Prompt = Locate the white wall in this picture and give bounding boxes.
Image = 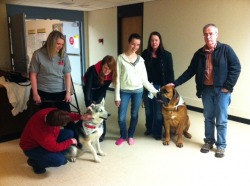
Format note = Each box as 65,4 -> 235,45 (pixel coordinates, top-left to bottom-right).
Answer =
87,0 -> 249,120
87,8 -> 117,66
144,0 -> 249,119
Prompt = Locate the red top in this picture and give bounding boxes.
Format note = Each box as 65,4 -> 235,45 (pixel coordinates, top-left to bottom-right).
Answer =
94,60 -> 112,81
19,108 -> 81,152
82,60 -> 112,84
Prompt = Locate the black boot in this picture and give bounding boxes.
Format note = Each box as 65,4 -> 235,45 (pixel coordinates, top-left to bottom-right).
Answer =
99,121 -> 106,142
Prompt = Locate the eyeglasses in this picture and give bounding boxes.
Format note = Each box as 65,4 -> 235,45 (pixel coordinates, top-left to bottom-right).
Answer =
203,32 -> 217,37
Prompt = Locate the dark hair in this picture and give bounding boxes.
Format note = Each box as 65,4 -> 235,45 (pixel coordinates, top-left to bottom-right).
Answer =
147,31 -> 165,56
99,55 -> 117,86
46,109 -> 72,126
128,33 -> 141,43
42,30 -> 66,60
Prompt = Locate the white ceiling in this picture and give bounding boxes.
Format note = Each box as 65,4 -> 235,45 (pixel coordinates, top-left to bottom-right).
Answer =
5,0 -> 157,11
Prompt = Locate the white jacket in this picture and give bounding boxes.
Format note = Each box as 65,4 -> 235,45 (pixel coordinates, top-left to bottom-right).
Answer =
115,53 -> 158,101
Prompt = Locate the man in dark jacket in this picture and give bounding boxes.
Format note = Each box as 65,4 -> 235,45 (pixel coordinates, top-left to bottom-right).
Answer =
168,24 -> 241,158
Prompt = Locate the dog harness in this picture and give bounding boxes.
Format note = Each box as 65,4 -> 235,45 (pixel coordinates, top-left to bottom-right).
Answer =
174,96 -> 184,109
166,96 -> 185,111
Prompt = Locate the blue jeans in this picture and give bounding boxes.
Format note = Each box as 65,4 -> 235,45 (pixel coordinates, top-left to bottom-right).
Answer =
24,129 -> 74,168
202,87 -> 231,149
143,84 -> 163,138
118,90 -> 143,139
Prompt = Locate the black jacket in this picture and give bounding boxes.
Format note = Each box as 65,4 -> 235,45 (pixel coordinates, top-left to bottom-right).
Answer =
83,65 -> 111,107
141,49 -> 174,86
174,41 -> 241,98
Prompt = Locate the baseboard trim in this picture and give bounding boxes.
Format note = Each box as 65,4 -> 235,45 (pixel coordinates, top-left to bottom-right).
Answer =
187,105 -> 250,124
108,88 -> 250,124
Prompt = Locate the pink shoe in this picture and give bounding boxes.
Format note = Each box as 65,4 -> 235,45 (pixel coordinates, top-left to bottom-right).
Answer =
115,138 -> 125,145
128,138 -> 135,145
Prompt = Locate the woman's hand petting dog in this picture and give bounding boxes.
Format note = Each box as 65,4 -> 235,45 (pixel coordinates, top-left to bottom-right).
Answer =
71,138 -> 78,145
81,114 -> 93,121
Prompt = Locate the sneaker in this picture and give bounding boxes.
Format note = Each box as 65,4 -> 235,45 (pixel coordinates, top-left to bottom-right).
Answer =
153,135 -> 162,140
128,138 -> 135,145
99,135 -> 105,142
154,137 -> 162,140
144,130 -> 152,136
200,143 -> 213,153
215,148 -> 225,158
115,138 -> 126,145
27,159 -> 46,174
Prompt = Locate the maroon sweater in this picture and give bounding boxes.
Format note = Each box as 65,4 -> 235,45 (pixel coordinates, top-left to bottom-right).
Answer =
19,108 -> 81,152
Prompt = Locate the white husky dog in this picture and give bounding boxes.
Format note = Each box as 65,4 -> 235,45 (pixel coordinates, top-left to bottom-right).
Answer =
65,99 -> 110,163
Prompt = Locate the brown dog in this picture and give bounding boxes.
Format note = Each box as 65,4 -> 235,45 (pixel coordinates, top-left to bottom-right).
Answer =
159,85 -> 192,148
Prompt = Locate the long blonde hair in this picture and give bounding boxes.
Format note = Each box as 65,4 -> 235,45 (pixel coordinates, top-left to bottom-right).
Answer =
42,30 -> 66,60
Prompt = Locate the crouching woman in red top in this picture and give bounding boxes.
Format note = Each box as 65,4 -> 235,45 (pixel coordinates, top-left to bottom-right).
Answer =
19,108 -> 92,174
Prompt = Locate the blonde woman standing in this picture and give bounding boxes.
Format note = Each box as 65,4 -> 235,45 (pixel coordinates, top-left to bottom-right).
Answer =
29,30 -> 72,111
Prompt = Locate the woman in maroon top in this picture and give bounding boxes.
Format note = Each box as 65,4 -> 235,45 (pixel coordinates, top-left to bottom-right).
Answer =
20,108 -> 92,174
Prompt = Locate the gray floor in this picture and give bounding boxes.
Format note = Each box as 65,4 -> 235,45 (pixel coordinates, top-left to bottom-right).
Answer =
0,85 -> 250,186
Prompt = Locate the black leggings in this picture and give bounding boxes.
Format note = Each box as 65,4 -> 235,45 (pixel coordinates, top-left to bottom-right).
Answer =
37,90 -> 70,111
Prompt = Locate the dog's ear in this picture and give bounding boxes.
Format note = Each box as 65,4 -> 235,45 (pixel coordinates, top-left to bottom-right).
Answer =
86,108 -> 93,115
100,98 -> 105,106
86,104 -> 94,114
173,88 -> 180,100
90,103 -> 95,109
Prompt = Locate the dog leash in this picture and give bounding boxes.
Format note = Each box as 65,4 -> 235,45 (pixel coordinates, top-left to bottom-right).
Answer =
35,99 -> 80,113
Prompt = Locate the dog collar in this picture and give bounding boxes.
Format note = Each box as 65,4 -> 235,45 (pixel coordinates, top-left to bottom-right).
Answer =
82,121 -> 103,135
84,123 -> 96,129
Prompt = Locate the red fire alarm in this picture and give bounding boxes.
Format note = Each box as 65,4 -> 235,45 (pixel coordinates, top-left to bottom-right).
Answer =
69,37 -> 74,45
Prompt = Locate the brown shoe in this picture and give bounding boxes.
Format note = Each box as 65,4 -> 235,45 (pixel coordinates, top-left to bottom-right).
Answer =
200,143 -> 213,153
215,148 -> 225,158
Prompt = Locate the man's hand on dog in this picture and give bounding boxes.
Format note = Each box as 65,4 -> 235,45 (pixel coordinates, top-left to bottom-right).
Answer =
166,83 -> 175,87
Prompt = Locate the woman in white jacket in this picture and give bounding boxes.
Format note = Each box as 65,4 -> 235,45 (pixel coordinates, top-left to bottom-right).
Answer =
115,33 -> 158,146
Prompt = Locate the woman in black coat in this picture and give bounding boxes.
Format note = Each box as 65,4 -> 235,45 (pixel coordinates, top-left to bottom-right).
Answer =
141,31 -> 175,140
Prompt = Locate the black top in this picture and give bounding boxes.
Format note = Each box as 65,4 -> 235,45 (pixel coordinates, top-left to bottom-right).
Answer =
83,65 -> 112,107
141,49 -> 175,86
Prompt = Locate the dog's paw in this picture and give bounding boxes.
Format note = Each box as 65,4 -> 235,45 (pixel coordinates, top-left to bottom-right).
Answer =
163,140 -> 170,146
176,143 -> 183,148
94,157 -> 101,163
98,152 -> 107,156
183,132 -> 192,139
68,157 -> 77,162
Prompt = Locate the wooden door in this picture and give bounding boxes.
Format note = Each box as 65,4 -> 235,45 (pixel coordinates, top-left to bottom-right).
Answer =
121,16 -> 142,54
